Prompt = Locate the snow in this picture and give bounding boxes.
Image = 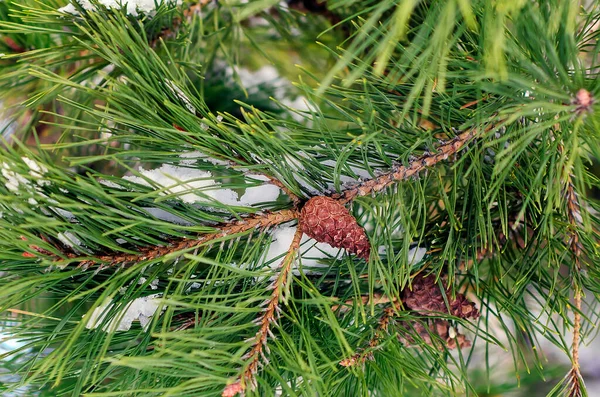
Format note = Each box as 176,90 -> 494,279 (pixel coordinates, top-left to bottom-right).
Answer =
264,226 -> 426,276
1,163 -> 29,193
225,65 -> 314,123
187,282 -> 202,291
123,164 -> 240,205
138,277 -> 159,290
123,156 -> 281,208
407,245 -> 427,264
229,65 -> 284,95
98,179 -> 124,189
1,157 -> 49,195
57,231 -> 82,249
85,294 -> 164,332
265,225 -> 341,271
240,175 -> 281,205
165,80 -> 196,114
142,207 -> 194,225
279,95 -> 315,122
21,157 -> 48,182
59,0 -> 182,16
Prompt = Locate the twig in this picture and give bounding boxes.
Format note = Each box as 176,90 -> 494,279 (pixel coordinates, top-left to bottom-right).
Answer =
565,173 -> 585,397
264,174 -> 301,206
339,304 -> 398,367
76,209 -> 299,269
557,129 -> 587,396
335,127 -> 482,203
222,226 -> 303,397
339,275 -> 480,366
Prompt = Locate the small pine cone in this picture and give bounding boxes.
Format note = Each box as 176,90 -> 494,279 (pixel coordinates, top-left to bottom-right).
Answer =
402,275 -> 479,319
300,196 -> 370,259
398,319 -> 471,350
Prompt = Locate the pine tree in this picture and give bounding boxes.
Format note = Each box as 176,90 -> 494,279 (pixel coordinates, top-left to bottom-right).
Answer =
0,0 -> 599,396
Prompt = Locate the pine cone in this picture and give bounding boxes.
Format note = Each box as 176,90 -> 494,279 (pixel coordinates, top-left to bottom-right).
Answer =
398,319 -> 471,350
300,196 -> 370,259
402,275 -> 479,319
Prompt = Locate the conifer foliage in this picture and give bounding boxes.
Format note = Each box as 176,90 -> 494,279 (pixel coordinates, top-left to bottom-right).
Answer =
0,0 -> 599,396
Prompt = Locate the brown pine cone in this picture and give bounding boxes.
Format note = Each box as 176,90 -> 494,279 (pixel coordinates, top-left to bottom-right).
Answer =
402,275 -> 479,319
300,196 -> 370,259
398,319 -> 471,350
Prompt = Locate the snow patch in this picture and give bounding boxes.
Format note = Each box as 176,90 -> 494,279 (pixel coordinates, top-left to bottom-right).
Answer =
59,0 -> 181,17
85,294 -> 164,332
1,157 -> 49,195
165,80 -> 196,114
407,245 -> 427,264
265,225 -> 341,271
124,156 -> 281,208
57,231 -> 82,249
225,65 -> 314,122
123,164 -> 240,205
240,176 -> 280,205
142,207 -> 194,225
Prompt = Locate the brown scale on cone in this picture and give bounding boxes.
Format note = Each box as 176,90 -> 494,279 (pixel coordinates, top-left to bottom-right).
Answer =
300,196 -> 370,259
402,274 -> 479,319
398,319 -> 472,350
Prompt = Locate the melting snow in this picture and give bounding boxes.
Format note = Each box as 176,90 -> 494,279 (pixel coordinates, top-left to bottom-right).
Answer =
123,164 -> 240,205
265,225 -> 341,271
57,231 -> 82,249
124,158 -> 281,208
59,0 -> 182,16
85,294 -> 164,332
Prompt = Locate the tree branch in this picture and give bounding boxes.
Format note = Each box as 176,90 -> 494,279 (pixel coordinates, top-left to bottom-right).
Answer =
76,209 -> 300,270
565,172 -> 585,397
339,304 -> 398,367
222,226 -> 303,397
334,127 -> 482,203
31,126 -> 483,268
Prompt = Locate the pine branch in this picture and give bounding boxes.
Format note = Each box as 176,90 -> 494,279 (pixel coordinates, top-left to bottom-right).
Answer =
264,174 -> 301,206
2,2 -> 600,395
339,303 -> 398,367
565,170 -> 585,397
334,126 -> 483,203
222,226 -> 303,397
77,209 -> 300,269
558,85 -> 592,396
26,126 -> 484,268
